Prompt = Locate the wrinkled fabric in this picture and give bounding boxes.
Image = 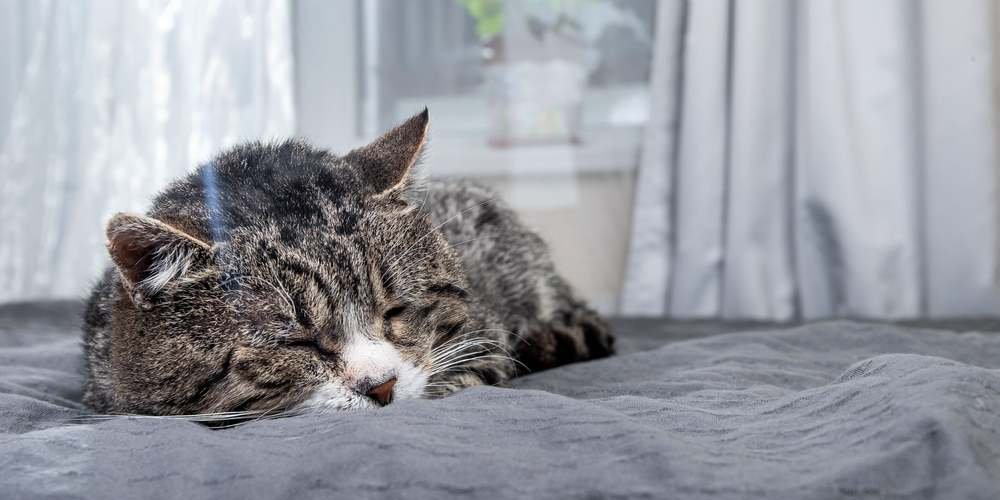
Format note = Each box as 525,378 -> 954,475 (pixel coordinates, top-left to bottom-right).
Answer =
2,302 -> 999,499
622,0 -> 1000,319
0,0 -> 295,302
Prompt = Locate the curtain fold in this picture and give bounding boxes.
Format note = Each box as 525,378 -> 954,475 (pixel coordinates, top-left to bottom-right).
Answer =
0,0 -> 294,303
622,0 -> 999,319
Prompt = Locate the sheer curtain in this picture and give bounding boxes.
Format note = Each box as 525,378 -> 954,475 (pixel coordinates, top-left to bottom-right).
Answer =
622,0 -> 999,319
0,0 -> 294,303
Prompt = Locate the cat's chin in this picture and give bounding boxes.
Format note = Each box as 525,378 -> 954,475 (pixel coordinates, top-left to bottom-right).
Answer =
299,384 -> 382,411
299,365 -> 429,412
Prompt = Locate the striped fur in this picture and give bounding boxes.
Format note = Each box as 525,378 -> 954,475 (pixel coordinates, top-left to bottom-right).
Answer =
82,110 -> 614,416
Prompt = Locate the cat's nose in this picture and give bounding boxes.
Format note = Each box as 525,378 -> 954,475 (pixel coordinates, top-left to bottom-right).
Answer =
365,377 -> 397,406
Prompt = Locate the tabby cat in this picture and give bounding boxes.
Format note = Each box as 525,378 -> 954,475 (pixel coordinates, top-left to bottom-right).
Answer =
82,109 -> 613,416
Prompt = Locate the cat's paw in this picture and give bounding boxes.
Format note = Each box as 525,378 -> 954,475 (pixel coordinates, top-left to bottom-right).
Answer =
515,307 -> 615,373
423,372 -> 485,398
576,308 -> 615,359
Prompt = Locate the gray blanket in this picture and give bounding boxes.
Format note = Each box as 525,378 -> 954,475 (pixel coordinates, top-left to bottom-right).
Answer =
1,302 -> 999,499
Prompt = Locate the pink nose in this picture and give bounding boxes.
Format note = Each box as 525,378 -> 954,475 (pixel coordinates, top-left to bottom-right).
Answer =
366,377 -> 397,406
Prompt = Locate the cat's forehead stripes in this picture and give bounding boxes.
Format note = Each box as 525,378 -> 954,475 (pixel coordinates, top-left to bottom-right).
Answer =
425,283 -> 468,300
236,232 -> 392,333
268,256 -> 335,318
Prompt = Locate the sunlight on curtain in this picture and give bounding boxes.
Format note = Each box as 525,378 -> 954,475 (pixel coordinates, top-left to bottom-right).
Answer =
0,0 -> 294,302
622,0 -> 999,319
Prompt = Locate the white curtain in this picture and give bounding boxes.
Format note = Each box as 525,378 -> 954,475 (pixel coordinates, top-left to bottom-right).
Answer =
0,0 -> 294,303
622,0 -> 999,319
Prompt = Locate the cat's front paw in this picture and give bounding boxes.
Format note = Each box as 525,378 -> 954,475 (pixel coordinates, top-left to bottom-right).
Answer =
423,372 -> 485,398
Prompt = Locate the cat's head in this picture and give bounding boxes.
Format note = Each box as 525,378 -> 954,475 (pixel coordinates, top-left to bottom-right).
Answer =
99,110 -> 469,415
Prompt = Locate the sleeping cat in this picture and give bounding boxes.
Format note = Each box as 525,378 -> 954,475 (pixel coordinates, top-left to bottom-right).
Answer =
82,109 -> 614,416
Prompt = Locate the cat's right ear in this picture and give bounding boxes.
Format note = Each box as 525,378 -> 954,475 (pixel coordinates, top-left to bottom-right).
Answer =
344,108 -> 428,197
105,213 -> 212,306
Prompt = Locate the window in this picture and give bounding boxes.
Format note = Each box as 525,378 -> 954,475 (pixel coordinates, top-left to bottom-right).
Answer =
364,0 -> 654,172
294,0 -> 657,312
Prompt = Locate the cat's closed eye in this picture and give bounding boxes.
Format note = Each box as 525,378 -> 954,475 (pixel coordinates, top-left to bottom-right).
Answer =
281,339 -> 320,351
383,305 -> 408,321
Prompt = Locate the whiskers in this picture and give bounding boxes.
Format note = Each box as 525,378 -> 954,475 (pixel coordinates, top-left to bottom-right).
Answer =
423,328 -> 525,398
69,407 -> 307,429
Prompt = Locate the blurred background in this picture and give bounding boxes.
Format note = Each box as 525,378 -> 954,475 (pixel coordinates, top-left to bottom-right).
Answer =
0,0 -> 997,320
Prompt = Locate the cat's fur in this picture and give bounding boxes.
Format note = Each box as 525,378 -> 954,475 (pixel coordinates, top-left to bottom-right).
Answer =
82,109 -> 613,415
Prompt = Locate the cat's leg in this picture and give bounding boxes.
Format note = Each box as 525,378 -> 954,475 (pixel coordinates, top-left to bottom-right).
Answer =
423,373 -> 484,398
424,357 -> 516,398
425,180 -> 616,376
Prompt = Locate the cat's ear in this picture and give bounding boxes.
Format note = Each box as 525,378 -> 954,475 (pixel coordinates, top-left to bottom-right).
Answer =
105,213 -> 212,304
345,108 -> 428,196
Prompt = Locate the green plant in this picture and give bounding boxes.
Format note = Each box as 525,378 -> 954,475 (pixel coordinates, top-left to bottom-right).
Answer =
455,0 -> 504,41
458,1 -> 596,41
456,1 -> 635,45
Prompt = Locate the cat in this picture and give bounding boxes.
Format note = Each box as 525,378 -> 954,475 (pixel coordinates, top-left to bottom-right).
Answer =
82,109 -> 614,416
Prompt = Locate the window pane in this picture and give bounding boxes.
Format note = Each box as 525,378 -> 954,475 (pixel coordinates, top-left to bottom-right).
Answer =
366,0 -> 656,137
362,0 -> 657,313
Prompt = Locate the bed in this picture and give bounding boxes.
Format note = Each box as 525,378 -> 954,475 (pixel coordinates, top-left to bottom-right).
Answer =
2,300 -> 998,499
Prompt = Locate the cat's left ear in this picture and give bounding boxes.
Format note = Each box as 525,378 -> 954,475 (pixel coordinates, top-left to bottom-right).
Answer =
105,213 -> 213,305
345,108 -> 428,197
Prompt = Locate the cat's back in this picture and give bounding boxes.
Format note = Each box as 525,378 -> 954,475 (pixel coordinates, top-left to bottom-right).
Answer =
423,180 -> 544,257
423,180 -> 556,324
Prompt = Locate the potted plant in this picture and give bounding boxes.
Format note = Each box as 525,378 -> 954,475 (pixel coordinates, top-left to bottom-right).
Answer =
456,0 -> 646,147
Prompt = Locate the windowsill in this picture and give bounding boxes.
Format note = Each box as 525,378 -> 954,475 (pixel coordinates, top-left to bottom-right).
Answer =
394,85 -> 649,178
422,126 -> 642,179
